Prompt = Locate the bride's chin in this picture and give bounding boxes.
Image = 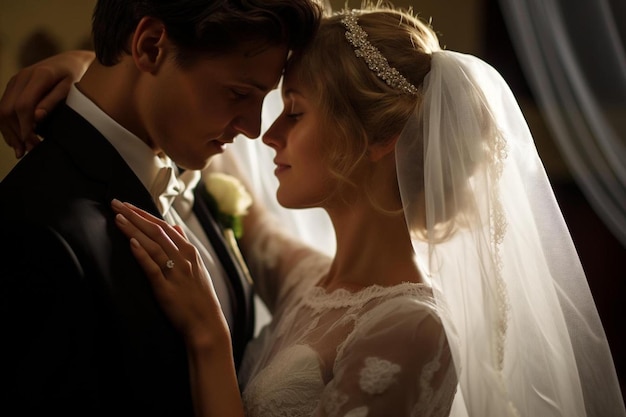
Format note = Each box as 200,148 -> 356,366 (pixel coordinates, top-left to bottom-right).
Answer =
276,194 -> 296,209
276,195 -> 311,210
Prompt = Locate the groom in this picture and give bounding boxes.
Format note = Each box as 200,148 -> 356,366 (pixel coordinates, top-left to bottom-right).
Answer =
0,0 -> 320,416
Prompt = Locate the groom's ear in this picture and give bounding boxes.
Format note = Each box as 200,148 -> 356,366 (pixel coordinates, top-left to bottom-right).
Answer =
131,16 -> 167,73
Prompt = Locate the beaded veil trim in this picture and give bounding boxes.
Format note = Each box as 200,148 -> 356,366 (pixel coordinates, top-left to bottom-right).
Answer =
340,12 -> 419,95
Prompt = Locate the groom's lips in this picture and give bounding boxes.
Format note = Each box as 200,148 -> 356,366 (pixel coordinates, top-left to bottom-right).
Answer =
209,139 -> 231,153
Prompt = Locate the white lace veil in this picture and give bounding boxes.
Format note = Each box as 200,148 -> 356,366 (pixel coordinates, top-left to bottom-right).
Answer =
397,50 -> 625,416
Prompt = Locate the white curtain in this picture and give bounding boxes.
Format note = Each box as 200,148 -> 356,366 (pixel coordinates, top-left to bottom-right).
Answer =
497,0 -> 626,247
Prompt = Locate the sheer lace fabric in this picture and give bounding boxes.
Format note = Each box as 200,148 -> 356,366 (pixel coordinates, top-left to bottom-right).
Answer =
238,219 -> 457,417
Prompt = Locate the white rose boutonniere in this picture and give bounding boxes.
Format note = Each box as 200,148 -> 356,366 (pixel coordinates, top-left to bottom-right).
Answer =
204,172 -> 253,239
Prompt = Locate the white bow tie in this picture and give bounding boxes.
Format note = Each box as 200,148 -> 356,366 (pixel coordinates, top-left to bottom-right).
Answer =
150,167 -> 201,219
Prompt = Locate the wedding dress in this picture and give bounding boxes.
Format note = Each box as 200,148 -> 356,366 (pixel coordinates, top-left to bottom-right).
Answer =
238,236 -> 457,417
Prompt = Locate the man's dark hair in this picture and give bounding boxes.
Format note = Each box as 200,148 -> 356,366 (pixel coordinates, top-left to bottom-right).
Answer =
92,0 -> 322,66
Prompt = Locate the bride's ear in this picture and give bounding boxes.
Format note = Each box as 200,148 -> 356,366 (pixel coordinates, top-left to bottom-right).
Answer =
368,135 -> 399,162
131,16 -> 168,73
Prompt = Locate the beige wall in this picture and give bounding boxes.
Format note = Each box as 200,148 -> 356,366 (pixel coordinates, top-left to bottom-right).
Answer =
0,0 -> 483,180
0,0 -> 95,179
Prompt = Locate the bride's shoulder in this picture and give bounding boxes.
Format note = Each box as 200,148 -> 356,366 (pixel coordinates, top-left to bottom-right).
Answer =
343,284 -> 448,357
352,282 -> 442,327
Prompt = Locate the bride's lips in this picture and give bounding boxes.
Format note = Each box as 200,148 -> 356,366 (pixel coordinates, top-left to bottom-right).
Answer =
273,160 -> 290,176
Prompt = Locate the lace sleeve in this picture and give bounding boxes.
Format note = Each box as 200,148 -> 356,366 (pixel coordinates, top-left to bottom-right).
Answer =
243,210 -> 331,313
319,297 -> 457,417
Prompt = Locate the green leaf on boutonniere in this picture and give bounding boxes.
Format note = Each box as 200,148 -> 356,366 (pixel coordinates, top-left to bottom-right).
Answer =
217,212 -> 244,239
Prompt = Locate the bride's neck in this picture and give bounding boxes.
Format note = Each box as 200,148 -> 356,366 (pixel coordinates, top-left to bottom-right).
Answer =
323,204 -> 422,292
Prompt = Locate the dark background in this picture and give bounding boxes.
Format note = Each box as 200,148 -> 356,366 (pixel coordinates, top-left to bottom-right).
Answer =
482,0 -> 625,397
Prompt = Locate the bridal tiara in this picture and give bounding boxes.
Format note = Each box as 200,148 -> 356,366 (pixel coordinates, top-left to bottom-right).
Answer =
340,12 -> 419,96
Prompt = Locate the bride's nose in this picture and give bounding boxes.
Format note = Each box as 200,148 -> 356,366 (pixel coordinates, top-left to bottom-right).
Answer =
262,119 -> 285,149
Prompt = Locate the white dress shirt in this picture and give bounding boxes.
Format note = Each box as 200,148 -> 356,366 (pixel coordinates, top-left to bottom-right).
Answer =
66,85 -> 234,329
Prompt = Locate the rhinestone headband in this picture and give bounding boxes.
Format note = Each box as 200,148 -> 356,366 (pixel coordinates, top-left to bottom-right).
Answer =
341,12 -> 418,95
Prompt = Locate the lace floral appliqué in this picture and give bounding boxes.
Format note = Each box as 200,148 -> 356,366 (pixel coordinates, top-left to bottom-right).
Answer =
359,357 -> 401,394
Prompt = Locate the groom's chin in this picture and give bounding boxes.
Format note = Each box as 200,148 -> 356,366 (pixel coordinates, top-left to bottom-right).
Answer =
176,156 -> 215,172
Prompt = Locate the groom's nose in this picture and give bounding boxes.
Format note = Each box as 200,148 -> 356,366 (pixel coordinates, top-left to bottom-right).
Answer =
231,102 -> 263,139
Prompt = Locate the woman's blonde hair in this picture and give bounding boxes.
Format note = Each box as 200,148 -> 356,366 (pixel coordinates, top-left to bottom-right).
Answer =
286,4 -> 441,207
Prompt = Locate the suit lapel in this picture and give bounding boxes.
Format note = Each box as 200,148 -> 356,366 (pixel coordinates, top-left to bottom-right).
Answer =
192,184 -> 255,369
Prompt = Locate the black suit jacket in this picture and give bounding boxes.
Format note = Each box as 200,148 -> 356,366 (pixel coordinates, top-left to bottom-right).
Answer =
0,104 -> 254,416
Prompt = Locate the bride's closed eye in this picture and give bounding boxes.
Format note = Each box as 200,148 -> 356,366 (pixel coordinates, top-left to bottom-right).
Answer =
285,98 -> 304,120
